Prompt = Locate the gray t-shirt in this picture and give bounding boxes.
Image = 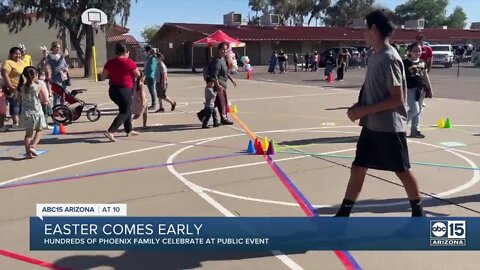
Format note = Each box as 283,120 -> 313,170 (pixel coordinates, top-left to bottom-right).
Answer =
155,61 -> 167,83
209,57 -> 228,88
359,45 -> 408,133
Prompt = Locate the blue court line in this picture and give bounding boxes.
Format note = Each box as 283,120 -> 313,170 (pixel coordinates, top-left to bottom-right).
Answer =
0,152 -> 245,190
278,150 -> 480,171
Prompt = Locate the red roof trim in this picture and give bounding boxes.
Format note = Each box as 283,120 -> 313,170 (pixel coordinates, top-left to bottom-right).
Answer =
159,22 -> 480,42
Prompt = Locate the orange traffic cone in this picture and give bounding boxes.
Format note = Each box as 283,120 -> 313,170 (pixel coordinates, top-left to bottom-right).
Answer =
327,72 -> 334,83
227,105 -> 231,113
246,70 -> 251,79
59,123 -> 66,135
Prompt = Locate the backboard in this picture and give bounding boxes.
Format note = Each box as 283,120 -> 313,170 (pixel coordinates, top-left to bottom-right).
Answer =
81,8 -> 108,26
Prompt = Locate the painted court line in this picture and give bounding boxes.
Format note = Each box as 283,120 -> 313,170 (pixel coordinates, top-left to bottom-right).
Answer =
0,249 -> 70,270
229,113 -> 361,270
180,148 -> 355,176
0,135 -> 245,188
166,139 -> 304,270
0,153 -> 244,190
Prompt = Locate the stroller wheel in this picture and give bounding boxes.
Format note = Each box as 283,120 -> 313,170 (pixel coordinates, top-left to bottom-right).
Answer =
86,107 -> 101,122
52,105 -> 73,125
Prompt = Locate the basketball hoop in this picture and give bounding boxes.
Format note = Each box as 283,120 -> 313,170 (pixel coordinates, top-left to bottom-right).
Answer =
91,22 -> 100,30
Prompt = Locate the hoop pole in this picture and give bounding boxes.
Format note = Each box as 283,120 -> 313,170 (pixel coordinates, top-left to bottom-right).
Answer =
93,45 -> 98,82
91,24 -> 98,82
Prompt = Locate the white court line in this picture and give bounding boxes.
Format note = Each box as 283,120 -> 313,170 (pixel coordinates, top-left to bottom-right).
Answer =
177,92 -> 356,106
175,129 -> 480,210
180,148 -> 356,176
0,135 -> 246,187
166,138 -> 303,270
180,156 -> 308,176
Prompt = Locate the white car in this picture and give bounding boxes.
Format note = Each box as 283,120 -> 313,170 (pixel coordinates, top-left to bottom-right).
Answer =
430,44 -> 454,68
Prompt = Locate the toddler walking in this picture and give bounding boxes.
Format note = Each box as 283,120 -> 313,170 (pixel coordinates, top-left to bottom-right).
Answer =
132,71 -> 148,129
18,66 -> 48,159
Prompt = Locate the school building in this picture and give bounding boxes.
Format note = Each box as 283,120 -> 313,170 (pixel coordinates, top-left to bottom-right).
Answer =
150,19 -> 480,68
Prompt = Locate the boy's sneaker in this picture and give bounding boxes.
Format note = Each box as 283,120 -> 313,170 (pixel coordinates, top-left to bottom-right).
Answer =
155,108 -> 165,113
221,119 -> 234,125
104,131 -> 116,142
213,122 -> 221,128
0,126 -> 9,132
202,123 -> 210,129
409,131 -> 425,139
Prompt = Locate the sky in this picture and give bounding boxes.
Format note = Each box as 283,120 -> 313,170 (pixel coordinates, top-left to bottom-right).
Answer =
126,0 -> 480,41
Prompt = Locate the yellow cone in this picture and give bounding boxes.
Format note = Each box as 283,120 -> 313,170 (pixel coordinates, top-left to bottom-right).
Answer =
262,137 -> 269,151
232,104 -> 238,113
437,117 -> 445,128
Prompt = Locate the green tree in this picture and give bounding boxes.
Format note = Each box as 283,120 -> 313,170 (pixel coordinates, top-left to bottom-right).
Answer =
0,3 -> 10,23
324,0 -> 375,27
445,6 -> 467,29
307,0 -> 330,26
248,0 -> 269,19
141,25 -> 161,43
4,0 -> 133,77
394,0 -> 448,28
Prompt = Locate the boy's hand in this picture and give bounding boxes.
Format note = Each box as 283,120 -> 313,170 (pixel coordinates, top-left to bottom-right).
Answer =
347,106 -> 368,122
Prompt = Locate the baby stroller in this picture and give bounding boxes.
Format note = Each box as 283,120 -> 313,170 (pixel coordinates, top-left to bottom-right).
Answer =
50,81 -> 101,125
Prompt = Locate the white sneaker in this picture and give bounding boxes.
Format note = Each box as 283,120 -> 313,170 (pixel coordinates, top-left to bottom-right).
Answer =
104,131 -> 116,142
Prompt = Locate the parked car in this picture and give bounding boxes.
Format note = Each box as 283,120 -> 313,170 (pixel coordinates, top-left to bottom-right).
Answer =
452,44 -> 474,62
430,44 -> 454,68
472,45 -> 480,67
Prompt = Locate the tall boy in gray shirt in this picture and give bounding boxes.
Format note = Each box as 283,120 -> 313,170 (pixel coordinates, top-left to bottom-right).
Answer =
335,10 -> 425,217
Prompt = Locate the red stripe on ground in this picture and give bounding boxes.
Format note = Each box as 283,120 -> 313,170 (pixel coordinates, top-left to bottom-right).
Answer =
0,249 -> 71,270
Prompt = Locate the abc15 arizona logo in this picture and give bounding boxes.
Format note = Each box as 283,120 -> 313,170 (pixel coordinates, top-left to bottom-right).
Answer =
430,220 -> 466,246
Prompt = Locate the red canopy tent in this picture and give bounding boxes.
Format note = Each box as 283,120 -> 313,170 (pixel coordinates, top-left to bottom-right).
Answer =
192,30 -> 246,47
191,30 -> 246,71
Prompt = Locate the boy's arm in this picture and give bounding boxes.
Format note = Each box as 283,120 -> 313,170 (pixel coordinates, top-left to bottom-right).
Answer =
422,71 -> 433,98
348,59 -> 405,121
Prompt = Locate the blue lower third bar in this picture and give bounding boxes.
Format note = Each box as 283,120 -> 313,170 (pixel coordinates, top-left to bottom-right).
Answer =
29,217 -> 480,251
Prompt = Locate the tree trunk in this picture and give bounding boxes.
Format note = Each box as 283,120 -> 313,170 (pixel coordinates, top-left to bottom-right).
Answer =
83,26 -> 93,78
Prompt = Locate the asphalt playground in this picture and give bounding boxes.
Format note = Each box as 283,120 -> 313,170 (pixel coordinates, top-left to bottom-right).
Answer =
1,66 -> 480,269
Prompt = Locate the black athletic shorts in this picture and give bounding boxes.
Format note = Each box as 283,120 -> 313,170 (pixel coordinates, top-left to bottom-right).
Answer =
353,127 -> 411,172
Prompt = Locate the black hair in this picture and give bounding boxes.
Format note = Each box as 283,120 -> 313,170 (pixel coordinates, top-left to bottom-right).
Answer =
366,10 -> 394,38
406,42 -> 421,58
407,42 -> 421,52
134,70 -> 145,91
9,47 -> 22,58
205,77 -> 214,83
37,67 -> 47,76
156,52 -> 165,61
144,45 -> 152,52
115,43 -> 128,56
217,42 -> 228,50
18,66 -> 37,92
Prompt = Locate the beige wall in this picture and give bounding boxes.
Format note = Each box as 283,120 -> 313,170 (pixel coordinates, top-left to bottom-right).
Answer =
0,20 -> 106,67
